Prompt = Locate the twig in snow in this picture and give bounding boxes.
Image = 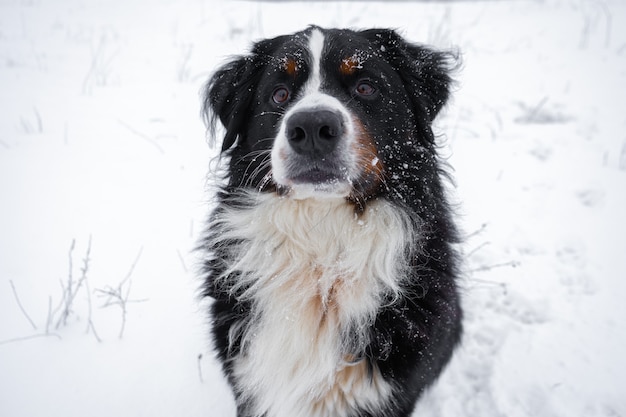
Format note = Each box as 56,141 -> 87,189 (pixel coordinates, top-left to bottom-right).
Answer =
19,107 -> 44,134
465,223 -> 488,240
46,296 -> 53,335
54,240 -> 74,328
87,320 -> 102,343
515,97 -> 572,124
579,1 -> 613,49
468,260 -> 519,274
82,32 -> 118,95
466,241 -> 490,259
118,119 -> 165,154
468,277 -> 508,295
9,280 -> 37,331
0,333 -> 62,346
197,353 -> 204,383
177,43 -> 193,82
177,249 -> 188,273
520,96 -> 548,124
51,237 -> 100,341
55,237 -> 92,329
33,107 -> 43,133
95,246 -> 147,339
83,268 -> 101,343
619,141 -> 626,171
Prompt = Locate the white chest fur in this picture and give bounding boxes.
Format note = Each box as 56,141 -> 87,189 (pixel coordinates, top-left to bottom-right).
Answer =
211,193 -> 417,417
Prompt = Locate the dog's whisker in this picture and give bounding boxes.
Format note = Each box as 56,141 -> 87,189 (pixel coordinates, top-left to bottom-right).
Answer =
254,111 -> 285,118
239,150 -> 273,189
244,158 -> 272,189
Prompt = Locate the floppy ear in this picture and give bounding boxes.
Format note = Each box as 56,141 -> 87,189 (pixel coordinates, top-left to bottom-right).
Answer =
361,29 -> 457,124
202,55 -> 258,153
203,35 -> 290,153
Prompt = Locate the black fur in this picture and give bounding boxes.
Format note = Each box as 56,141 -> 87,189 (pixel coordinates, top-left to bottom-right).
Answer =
200,26 -> 462,417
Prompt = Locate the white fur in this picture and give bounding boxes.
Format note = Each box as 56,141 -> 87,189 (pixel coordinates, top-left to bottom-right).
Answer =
305,28 -> 325,95
210,192 -> 420,417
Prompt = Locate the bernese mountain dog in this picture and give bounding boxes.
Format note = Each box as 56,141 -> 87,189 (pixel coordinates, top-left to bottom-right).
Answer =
200,26 -> 462,417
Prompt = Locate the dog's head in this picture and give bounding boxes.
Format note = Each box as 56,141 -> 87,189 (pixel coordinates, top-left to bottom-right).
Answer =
204,26 -> 456,208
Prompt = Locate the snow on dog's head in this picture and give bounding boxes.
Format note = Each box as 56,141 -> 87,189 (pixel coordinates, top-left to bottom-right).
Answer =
204,26 -> 456,209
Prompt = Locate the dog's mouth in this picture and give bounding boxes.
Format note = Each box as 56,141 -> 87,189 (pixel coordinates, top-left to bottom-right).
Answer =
291,168 -> 344,185
275,164 -> 353,198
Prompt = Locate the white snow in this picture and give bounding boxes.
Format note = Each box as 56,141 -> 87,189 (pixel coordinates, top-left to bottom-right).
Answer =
1,0 -> 625,416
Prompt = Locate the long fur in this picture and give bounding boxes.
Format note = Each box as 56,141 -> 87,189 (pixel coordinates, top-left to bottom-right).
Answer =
200,26 -> 462,417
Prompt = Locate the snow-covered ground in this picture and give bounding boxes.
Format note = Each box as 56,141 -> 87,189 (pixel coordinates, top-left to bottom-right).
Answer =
1,0 -> 625,416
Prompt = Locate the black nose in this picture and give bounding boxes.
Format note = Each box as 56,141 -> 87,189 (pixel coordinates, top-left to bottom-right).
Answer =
285,109 -> 344,156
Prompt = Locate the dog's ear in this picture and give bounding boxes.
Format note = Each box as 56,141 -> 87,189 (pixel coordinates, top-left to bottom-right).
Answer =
203,36 -> 289,153
203,55 -> 258,153
361,29 -> 458,125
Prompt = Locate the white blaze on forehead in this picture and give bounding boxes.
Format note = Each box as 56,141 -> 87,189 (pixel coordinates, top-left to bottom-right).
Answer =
305,28 -> 325,93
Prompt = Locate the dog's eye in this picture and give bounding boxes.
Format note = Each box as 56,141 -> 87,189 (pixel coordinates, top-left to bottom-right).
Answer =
272,86 -> 290,104
355,81 -> 376,97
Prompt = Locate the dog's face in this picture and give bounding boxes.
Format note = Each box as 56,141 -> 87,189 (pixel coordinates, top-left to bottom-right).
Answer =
205,26 -> 455,207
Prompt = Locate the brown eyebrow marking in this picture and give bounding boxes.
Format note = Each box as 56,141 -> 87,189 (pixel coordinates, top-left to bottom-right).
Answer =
282,57 -> 299,76
340,54 -> 363,76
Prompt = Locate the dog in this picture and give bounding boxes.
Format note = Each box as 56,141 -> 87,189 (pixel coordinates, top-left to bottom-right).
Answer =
200,26 -> 462,417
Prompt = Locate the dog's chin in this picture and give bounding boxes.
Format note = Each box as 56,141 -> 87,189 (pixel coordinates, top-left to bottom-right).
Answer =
275,174 -> 352,200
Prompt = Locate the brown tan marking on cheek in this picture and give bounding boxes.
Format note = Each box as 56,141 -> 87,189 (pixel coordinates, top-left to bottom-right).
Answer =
347,118 -> 385,212
352,118 -> 384,183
